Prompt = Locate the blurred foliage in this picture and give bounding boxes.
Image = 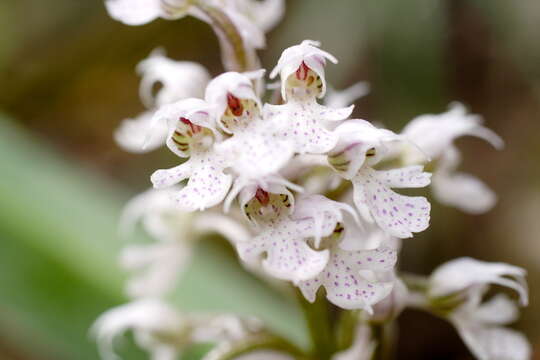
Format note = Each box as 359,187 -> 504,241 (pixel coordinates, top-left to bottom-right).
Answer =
0,116 -> 305,359
0,0 -> 539,359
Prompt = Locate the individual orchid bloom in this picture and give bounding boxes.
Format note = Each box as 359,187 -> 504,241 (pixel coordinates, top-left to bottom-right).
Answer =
118,188 -> 194,298
114,49 -> 210,153
265,40 -> 354,154
150,98 -> 233,211
298,214 -> 398,312
205,71 -> 295,179
105,0 -> 196,26
105,0 -> 267,72
138,48 -> 211,108
92,299 -> 189,360
121,241 -> 191,299
234,183 -> 354,283
114,110 -> 169,153
232,0 -> 285,32
449,290 -> 531,360
401,102 -> 504,214
428,257 -> 528,306
119,188 -> 251,298
92,299 -> 262,360
329,120 -> 432,238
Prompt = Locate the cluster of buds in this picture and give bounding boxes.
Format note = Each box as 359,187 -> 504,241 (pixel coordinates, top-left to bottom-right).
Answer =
93,1 -> 531,360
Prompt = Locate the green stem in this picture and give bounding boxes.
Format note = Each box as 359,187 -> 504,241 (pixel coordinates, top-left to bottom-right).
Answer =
203,333 -> 308,360
370,322 -> 395,360
195,3 -> 250,72
335,310 -> 359,351
296,289 -> 336,360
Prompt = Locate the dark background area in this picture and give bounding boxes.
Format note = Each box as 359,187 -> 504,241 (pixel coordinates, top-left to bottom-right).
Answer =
0,0 -> 539,359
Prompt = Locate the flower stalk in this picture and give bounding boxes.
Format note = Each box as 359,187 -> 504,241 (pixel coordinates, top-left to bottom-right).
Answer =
194,3 -> 251,72
297,289 -> 336,360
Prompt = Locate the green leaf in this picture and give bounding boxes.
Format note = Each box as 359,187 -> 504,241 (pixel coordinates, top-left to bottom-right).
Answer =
0,115 -> 307,359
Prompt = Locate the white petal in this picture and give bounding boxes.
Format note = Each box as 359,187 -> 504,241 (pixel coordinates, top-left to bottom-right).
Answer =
264,101 -> 341,154
370,277 -> 409,322
432,171 -> 496,214
292,194 -> 357,248
379,165 -> 432,188
114,111 -> 168,153
452,320 -> 531,360
429,257 -> 528,306
137,49 -> 210,107
121,242 -> 191,298
352,167 -> 431,238
331,120 -> 402,179
204,71 -> 262,125
298,246 -> 396,312
339,219 -> 390,252
234,0 -> 285,32
270,40 -> 337,99
105,0 -> 163,25
216,123 -> 295,179
174,154 -> 233,211
325,82 -> 370,109
151,162 -> 192,189
224,9 -> 266,49
236,218 -> 330,283
193,212 -> 251,244
403,102 -> 504,160
92,299 -> 185,360
474,294 -> 520,325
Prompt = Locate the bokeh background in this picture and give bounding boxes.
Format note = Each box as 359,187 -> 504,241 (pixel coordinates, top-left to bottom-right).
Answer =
0,0 -> 539,359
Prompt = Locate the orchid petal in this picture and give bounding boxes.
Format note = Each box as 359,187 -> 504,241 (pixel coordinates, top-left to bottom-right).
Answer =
121,242 -> 191,298
92,299 -> 185,360
298,246 -> 397,312
264,102 -> 340,154
452,320 -> 530,360
151,162 -> 192,189
429,257 -> 528,306
137,48 -> 210,108
403,102 -> 504,160
114,111 -> 168,153
105,0 -> 164,25
352,167 -> 431,238
236,218 -> 330,283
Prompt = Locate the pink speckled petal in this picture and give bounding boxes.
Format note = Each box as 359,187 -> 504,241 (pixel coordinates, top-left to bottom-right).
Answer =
299,246 -> 397,312
378,165 -> 431,188
151,162 -> 192,189
353,167 -> 431,238
236,218 -> 329,283
216,128 -> 295,179
264,102 -> 339,154
170,153 -> 232,211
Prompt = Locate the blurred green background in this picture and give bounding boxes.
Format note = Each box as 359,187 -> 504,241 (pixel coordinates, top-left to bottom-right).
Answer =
0,0 -> 539,359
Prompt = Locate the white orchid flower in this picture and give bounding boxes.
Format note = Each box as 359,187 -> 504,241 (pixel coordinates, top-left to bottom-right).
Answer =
114,49 -> 210,153
329,120 -> 432,238
426,258 -> 530,360
265,40 -> 354,154
429,257 -> 528,306
205,71 -> 295,179
92,299 -> 261,360
402,102 -> 504,214
234,187 -> 352,283
150,98 -> 233,211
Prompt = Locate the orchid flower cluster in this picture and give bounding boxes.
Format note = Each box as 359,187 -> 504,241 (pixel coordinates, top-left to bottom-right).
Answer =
93,1 -> 531,359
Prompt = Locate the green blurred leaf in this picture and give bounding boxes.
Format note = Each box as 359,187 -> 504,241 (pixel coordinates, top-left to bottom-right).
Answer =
0,115 -> 306,360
